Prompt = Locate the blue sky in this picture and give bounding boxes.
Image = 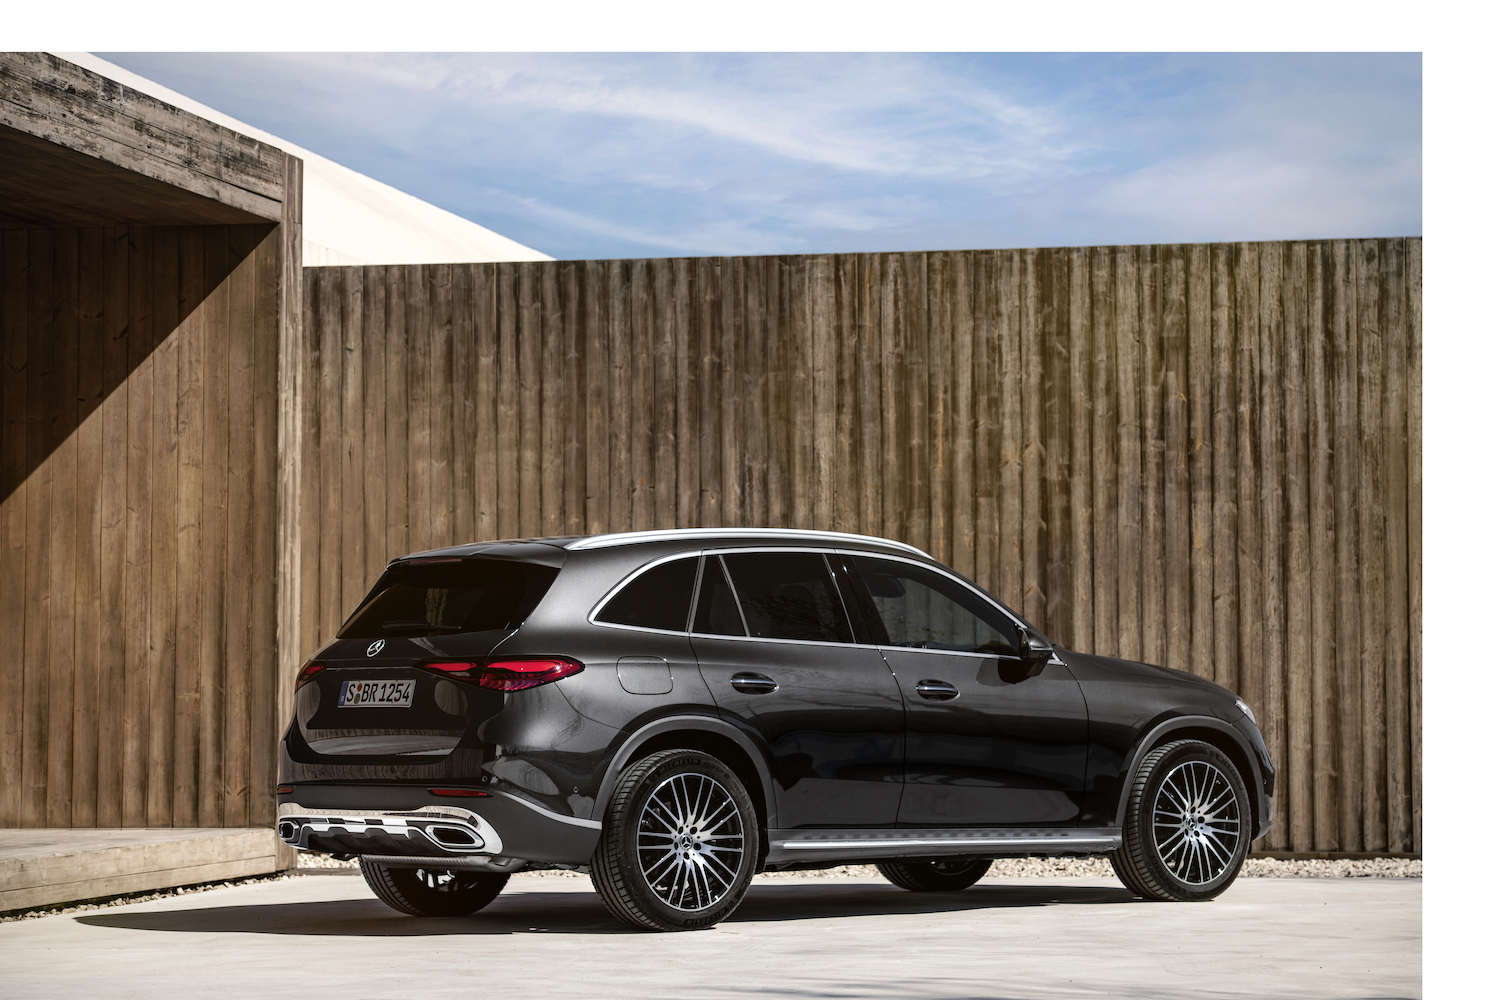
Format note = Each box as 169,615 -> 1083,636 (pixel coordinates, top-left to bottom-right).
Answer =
102,52 -> 1420,260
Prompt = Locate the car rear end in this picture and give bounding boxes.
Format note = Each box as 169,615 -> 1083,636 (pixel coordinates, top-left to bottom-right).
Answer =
275,544 -> 602,872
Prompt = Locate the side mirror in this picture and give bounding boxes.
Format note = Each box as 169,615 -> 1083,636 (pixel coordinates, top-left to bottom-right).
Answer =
997,628 -> 1053,683
1018,628 -> 1053,675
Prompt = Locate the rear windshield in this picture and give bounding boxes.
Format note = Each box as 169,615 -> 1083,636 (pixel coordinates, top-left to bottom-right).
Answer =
338,560 -> 558,639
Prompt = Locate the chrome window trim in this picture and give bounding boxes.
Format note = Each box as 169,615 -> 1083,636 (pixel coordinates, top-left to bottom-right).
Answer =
587,550 -> 704,635
565,527 -> 931,559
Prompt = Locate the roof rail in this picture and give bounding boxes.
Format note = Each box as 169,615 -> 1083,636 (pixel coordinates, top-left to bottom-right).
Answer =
563,527 -> 931,559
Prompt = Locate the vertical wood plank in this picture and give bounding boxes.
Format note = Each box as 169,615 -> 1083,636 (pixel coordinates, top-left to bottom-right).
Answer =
221,225 -> 257,828
1209,244 -> 1239,693
583,260 -> 609,533
541,263 -> 566,536
1355,238 -> 1387,851
451,264 -> 477,543
363,266 -> 389,570
95,226 -> 130,828
493,265 -> 519,540
472,264 -> 497,540
195,227 -> 229,827
995,251 -> 1023,610
1282,241 -> 1314,852
1379,238 -> 1411,853
1405,238 -> 1422,854
1256,242 -> 1286,848
1305,242 -> 1339,850
45,229 -> 79,827
563,261 -> 588,534
1089,247 -> 1117,655
120,226 -> 153,827
1019,249 -> 1045,627
1330,239 -> 1364,850
145,227 -> 180,827
1185,244 -> 1213,680
1067,248 -> 1093,651
1115,246 -> 1142,662
22,228 -> 56,827
652,260 -> 678,529
385,267 -> 412,557
340,269 -> 366,619
429,266 -> 454,547
1233,242 -> 1262,715
0,230 -> 27,827
1139,245 -> 1167,666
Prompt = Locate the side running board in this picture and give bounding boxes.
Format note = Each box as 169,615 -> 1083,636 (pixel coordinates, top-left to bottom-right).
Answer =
765,827 -> 1121,865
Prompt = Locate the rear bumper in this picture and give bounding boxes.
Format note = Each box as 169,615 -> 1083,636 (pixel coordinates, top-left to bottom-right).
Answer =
277,783 -> 601,865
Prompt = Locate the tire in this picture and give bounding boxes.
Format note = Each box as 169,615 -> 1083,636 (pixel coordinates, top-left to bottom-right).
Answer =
876,859 -> 991,892
1110,739 -> 1251,902
590,749 -> 760,931
359,858 -> 508,916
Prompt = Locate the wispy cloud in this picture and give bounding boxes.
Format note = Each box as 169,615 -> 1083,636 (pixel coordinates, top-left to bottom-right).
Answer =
99,52 -> 1421,259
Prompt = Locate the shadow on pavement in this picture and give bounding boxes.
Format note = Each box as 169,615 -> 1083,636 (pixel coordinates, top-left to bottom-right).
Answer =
75,881 -> 1135,937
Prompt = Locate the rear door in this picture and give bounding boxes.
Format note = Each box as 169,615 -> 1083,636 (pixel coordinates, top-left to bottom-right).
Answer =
690,550 -> 905,830
842,554 -> 1089,828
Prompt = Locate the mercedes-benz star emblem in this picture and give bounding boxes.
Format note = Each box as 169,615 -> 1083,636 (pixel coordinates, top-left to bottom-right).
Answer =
366,639 -> 386,657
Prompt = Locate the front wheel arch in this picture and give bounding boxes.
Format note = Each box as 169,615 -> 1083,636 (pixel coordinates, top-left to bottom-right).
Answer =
1113,717 -> 1263,836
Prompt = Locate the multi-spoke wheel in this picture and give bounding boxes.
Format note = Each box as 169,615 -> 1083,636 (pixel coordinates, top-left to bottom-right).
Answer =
359,858 -> 508,916
590,749 -> 759,931
877,859 -> 991,892
1110,739 -> 1250,902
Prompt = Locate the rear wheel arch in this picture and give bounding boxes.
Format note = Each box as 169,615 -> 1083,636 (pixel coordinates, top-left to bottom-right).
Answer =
594,717 -> 777,836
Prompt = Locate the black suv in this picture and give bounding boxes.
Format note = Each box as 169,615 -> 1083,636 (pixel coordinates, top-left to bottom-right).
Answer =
278,528 -> 1273,930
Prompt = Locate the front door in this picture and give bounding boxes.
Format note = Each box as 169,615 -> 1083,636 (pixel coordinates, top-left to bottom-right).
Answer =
691,550 -> 905,830
843,554 -> 1089,828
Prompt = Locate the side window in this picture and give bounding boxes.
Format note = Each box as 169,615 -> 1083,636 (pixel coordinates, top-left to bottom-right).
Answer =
849,556 -> 1019,655
693,556 -> 746,636
597,556 -> 699,632
721,552 -> 854,644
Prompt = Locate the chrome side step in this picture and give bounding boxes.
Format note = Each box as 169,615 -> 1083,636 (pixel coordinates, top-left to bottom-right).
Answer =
765,827 -> 1121,864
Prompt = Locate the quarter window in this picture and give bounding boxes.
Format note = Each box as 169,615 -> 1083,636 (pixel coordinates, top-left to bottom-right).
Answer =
721,552 -> 854,644
597,556 -> 700,632
849,556 -> 1019,655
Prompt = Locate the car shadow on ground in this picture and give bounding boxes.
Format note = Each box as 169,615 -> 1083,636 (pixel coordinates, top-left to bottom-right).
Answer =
74,881 -> 1135,937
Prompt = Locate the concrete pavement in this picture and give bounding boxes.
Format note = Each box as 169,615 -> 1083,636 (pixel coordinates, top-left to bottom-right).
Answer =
0,873 -> 1420,999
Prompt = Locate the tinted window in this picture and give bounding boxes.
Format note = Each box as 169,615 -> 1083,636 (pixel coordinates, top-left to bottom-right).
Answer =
721,552 -> 853,643
693,556 -> 746,636
598,557 -> 699,632
850,556 -> 1018,654
339,560 -> 558,639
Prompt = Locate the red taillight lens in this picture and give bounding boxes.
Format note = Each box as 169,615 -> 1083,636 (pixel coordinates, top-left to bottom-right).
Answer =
294,663 -> 324,690
429,787 -> 489,797
476,658 -> 584,692
424,661 -> 478,677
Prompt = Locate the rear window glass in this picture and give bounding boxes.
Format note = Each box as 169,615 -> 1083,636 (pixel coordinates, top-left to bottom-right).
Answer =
597,557 -> 699,632
721,552 -> 853,644
338,560 -> 558,639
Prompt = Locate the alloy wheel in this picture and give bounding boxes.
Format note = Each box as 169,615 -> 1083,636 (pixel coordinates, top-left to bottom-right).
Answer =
635,771 -> 747,912
1149,759 -> 1242,885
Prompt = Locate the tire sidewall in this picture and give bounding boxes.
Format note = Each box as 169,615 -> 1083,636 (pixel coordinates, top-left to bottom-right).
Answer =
606,750 -> 760,930
1131,740 -> 1250,901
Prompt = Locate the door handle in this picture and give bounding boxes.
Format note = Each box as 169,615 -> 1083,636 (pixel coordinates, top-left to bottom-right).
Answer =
730,673 -> 779,694
914,679 -> 960,700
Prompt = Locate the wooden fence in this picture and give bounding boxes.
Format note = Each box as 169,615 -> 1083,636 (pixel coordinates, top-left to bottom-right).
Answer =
297,238 -> 1421,854
0,224 -> 284,830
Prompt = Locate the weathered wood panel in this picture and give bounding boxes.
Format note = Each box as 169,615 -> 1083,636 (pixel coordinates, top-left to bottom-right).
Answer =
299,238 -> 1422,854
0,223 -> 283,829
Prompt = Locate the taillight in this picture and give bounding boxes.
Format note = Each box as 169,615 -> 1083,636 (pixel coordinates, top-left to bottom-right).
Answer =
294,662 -> 324,690
429,788 -> 489,797
422,657 -> 583,691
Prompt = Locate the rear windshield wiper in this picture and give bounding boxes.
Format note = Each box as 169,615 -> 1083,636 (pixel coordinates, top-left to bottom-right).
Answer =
380,620 -> 463,633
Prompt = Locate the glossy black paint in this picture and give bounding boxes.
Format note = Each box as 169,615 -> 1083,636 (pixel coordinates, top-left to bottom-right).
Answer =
278,530 -> 1275,867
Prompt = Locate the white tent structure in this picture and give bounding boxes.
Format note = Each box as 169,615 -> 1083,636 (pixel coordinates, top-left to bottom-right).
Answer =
58,52 -> 552,266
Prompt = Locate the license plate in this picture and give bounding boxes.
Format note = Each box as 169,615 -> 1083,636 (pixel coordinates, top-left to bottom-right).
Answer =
338,679 -> 415,708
